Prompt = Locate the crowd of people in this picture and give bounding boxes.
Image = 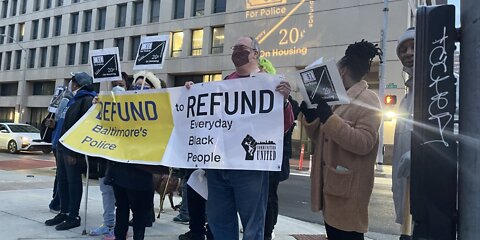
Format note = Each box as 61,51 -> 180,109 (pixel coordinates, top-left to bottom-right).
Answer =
39,28 -> 416,240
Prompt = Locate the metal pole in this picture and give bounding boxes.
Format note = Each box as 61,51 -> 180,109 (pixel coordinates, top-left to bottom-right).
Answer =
376,0 -> 389,172
458,0 -> 480,239
82,155 -> 90,235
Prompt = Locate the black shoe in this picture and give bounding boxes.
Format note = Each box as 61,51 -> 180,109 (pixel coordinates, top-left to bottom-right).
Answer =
400,235 -> 412,240
55,216 -> 81,230
179,231 -> 193,240
45,213 -> 67,226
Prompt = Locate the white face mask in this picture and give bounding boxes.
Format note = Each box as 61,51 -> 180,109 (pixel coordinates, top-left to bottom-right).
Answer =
112,86 -> 126,93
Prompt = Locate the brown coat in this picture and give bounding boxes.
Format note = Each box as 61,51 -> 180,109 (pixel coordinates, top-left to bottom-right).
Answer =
301,80 -> 381,233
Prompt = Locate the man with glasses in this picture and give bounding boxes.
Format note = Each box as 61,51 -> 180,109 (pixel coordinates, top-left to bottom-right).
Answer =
185,36 -> 294,240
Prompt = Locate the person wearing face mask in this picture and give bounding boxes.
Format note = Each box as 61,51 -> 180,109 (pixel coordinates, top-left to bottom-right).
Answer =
184,36 -> 294,240
45,72 -> 97,231
392,27 -> 415,240
104,71 -> 168,240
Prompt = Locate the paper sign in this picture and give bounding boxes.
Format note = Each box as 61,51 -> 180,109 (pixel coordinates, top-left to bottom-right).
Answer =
187,169 -> 208,200
133,35 -> 169,70
90,47 -> 122,83
48,86 -> 67,113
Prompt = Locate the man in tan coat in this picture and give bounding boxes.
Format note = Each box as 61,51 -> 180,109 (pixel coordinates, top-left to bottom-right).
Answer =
300,40 -> 382,240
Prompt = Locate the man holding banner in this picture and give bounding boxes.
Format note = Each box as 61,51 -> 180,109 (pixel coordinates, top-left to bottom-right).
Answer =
185,36 -> 294,240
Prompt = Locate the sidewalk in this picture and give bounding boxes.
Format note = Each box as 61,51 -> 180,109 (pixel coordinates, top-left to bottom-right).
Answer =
0,166 -> 398,240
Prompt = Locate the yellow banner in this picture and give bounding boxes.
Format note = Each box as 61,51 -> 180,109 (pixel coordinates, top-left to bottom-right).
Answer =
60,91 -> 174,163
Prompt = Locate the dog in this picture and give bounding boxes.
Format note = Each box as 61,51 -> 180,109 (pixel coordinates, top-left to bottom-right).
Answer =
153,173 -> 182,218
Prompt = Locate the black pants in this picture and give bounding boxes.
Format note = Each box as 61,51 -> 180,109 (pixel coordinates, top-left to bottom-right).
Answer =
186,172 -> 213,240
113,184 -> 154,240
49,150 -> 60,209
265,176 -> 280,238
325,222 -> 364,240
57,148 -> 85,217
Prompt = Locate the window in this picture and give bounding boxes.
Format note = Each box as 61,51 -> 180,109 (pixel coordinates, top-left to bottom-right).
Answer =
4,51 -> 11,70
213,0 -> 225,13
42,18 -> 50,38
97,7 -> 106,30
203,74 -> 222,82
0,107 -> 15,122
132,1 -> 143,25
193,0 -> 204,16
116,4 -> 127,27
83,10 -> 92,32
8,25 -> 14,43
174,0 -> 185,19
191,29 -> 203,56
67,43 -> 76,65
114,38 -> 124,61
94,40 -> 104,50
11,0 -> 18,16
14,50 -> 22,69
80,42 -> 89,64
1,1 -> 7,18
130,36 -> 140,60
21,0 -> 27,14
45,0 -> 52,9
70,12 -> 79,34
149,0 -> 160,23
28,48 -> 36,68
56,0 -> 63,7
33,82 -> 55,95
53,15 -> 62,36
50,45 -> 59,66
72,0 -> 80,3
39,47 -> 47,67
0,53 -> 2,68
31,20 -> 39,39
18,23 -> 24,41
0,27 -> 4,44
0,83 -> 18,96
211,26 -> 224,54
171,32 -> 183,57
30,108 -> 50,129
33,0 -> 41,11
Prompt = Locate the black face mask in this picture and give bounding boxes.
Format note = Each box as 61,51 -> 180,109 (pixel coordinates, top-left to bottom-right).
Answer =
231,50 -> 251,67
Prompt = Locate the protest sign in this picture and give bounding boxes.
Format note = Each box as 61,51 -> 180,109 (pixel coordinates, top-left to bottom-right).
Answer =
60,74 -> 284,171
90,47 -> 122,83
297,59 -> 349,108
133,35 -> 169,70
48,86 -> 67,113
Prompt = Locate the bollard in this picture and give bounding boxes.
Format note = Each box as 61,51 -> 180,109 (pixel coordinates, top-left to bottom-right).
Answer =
298,144 -> 305,170
309,154 -> 313,174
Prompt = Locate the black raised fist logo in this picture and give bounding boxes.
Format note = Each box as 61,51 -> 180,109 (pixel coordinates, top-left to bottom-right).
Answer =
241,135 -> 257,160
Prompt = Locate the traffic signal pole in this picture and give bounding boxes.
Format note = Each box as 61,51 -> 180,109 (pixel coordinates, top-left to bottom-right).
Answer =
458,0 -> 480,239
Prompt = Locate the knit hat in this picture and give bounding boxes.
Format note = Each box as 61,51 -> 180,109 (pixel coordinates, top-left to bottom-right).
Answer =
396,27 -> 415,58
134,71 -> 162,89
259,57 -> 276,74
70,72 -> 93,87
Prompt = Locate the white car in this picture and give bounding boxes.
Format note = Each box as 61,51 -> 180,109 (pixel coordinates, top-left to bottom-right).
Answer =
0,123 -> 52,154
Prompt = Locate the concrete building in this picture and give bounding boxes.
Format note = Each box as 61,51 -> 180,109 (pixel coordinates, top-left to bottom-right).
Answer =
0,0 -> 445,158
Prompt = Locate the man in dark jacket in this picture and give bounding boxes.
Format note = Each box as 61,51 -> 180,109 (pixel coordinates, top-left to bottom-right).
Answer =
45,72 -> 97,231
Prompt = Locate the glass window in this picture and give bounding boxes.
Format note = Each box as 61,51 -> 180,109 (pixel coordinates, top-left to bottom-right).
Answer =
67,43 -> 76,65
132,1 -> 143,25
174,0 -> 185,19
18,23 -> 24,41
0,108 -> 15,122
94,40 -> 104,50
42,18 -> 50,38
1,1 -> 7,18
130,36 -> 141,60
50,45 -> 59,67
4,51 -> 11,70
114,38 -> 124,61
8,124 -> 40,133
191,29 -> 203,56
0,53 -> 3,69
54,15 -> 62,36
0,83 -> 18,96
11,0 -> 18,16
70,12 -> 79,34
33,0 -> 41,11
116,4 -> 127,27
213,0 -> 226,13
203,74 -> 222,82
14,50 -> 22,69
56,0 -> 63,7
83,10 -> 92,32
80,42 -> 89,64
33,82 -> 55,95
0,27 -> 4,43
40,47 -> 47,67
31,20 -> 39,39
149,0 -> 160,23
45,0 -> 52,9
171,31 -> 183,57
28,48 -> 36,68
21,0 -> 27,14
97,7 -> 106,30
8,24 -> 14,43
193,0 -> 205,16
29,108 -> 49,129
211,26 -> 224,54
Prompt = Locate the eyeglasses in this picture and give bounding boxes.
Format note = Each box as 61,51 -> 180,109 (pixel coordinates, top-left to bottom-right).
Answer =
230,45 -> 256,52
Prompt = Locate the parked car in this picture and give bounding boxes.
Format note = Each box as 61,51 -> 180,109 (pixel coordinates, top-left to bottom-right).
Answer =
0,123 -> 52,154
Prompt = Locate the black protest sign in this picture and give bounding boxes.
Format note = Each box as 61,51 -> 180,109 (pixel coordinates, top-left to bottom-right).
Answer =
90,47 -> 122,83
133,35 -> 169,70
300,65 -> 339,103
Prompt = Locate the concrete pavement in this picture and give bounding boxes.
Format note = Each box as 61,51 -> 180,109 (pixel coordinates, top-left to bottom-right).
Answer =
0,156 -> 399,240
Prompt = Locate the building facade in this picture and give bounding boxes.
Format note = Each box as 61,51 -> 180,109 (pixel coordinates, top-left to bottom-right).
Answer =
0,0 -> 434,157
